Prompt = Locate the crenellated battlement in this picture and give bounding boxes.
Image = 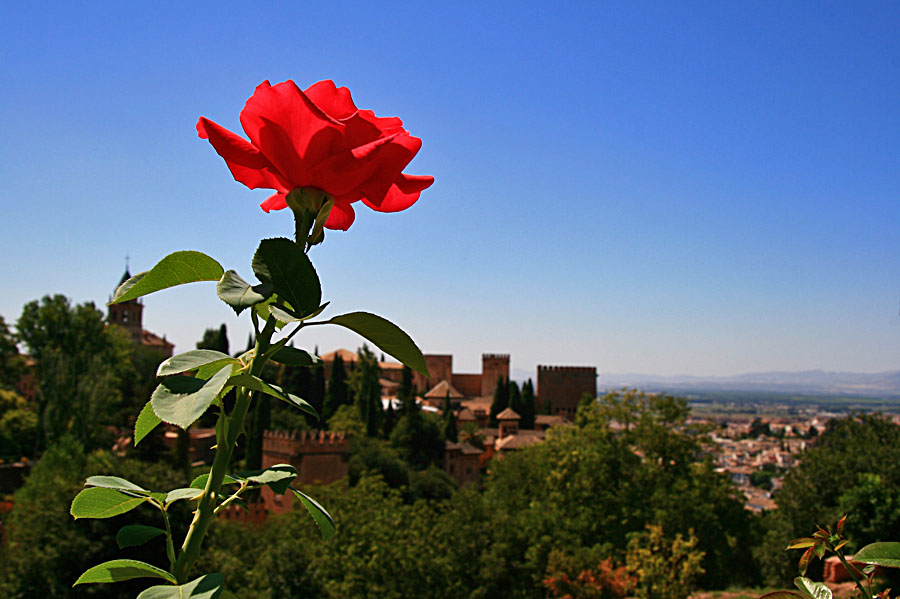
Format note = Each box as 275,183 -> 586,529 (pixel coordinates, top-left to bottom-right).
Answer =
482,353 -> 510,360
263,430 -> 349,457
537,365 -> 597,374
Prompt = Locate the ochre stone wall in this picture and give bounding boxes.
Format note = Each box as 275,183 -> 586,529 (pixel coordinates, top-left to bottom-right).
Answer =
536,365 -> 597,419
415,354 -> 453,391
451,373 -> 482,397
480,354 -> 510,396
262,430 -> 349,486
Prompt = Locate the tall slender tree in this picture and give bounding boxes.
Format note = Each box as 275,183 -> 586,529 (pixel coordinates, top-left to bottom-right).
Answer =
508,380 -> 522,416
398,365 -> 416,414
520,379 -> 536,429
488,376 -> 509,427
442,391 -> 457,443
323,352 -> 349,425
197,324 -> 229,355
351,345 -> 382,437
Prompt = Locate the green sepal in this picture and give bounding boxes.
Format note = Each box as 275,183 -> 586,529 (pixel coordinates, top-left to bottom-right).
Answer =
252,238 -> 321,316
157,350 -> 237,377
71,487 -> 147,519
216,270 -> 272,314
291,486 -> 335,540
110,251 -> 223,304
270,346 -> 320,367
328,311 -> 429,376
135,400 -> 162,446
151,365 -> 232,429
308,196 -> 335,246
136,573 -> 224,599
116,524 -> 167,549
73,559 -> 176,586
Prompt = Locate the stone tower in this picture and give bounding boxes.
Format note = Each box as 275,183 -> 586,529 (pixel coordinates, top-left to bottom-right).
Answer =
480,353 -> 510,397
107,269 -> 144,344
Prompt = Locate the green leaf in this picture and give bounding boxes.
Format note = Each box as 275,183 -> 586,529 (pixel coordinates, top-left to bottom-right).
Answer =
814,542 -> 826,559
135,400 -> 162,446
236,464 -> 297,494
85,475 -> 148,493
151,365 -> 232,429
854,542 -> 900,569
137,574 -> 224,599
116,524 -> 167,549
71,487 -> 147,519
111,251 -> 223,304
216,270 -> 272,314
270,346 -> 320,367
165,487 -> 204,505
190,472 -> 241,490
227,374 -> 317,418
798,545 -> 814,575
760,593 -> 805,599
291,487 -> 335,540
74,559 -> 176,585
786,538 -> 817,550
252,238 -> 321,316
793,576 -> 832,599
328,312 -> 428,376
157,350 -> 237,377
268,301 -> 329,323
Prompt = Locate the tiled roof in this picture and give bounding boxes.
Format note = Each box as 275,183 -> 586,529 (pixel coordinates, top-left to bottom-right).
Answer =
142,330 -> 173,349
496,407 -> 521,420
495,433 -> 542,451
321,348 -> 358,363
424,380 -> 464,399
456,407 -> 477,421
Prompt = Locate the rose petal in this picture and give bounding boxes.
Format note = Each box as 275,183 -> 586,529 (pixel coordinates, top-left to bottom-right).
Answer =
197,117 -> 291,191
304,80 -> 357,120
324,201 -> 356,230
362,174 -> 433,213
340,110 -> 405,147
351,134 -> 423,205
307,133 -> 403,196
260,192 -> 288,212
240,81 -> 343,182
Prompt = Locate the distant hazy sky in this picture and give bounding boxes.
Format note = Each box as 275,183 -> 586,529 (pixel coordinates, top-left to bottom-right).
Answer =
2,1 -> 898,378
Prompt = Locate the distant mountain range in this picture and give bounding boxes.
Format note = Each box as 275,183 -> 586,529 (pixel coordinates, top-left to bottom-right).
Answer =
596,370 -> 900,398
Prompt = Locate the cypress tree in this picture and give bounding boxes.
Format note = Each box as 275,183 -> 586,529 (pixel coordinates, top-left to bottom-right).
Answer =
442,391 -> 457,443
322,352 -> 349,425
382,398 -> 397,438
351,345 -> 382,437
509,380 -> 522,416
398,365 -> 415,414
196,324 -> 229,354
520,378 -> 536,429
312,359 -> 326,424
489,376 -> 509,427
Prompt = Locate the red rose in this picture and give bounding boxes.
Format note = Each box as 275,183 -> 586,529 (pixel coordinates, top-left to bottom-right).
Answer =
197,80 -> 433,230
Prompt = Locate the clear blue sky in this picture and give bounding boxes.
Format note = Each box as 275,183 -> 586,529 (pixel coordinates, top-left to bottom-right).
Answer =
2,1 -> 898,378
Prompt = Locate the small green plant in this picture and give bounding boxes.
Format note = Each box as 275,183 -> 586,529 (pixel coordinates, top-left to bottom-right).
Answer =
762,515 -> 900,599
625,524 -> 706,599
